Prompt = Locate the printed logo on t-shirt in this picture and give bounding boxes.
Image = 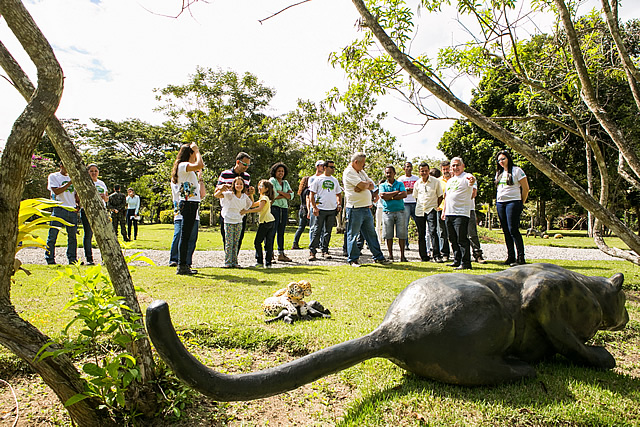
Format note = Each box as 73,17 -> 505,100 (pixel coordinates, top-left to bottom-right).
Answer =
446,179 -> 460,192
321,179 -> 335,190
61,180 -> 74,193
180,181 -> 198,200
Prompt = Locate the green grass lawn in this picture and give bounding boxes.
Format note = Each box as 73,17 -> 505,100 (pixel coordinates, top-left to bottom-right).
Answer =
7,258 -> 640,425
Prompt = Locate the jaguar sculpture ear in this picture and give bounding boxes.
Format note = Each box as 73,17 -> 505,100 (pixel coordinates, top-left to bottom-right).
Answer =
609,273 -> 624,291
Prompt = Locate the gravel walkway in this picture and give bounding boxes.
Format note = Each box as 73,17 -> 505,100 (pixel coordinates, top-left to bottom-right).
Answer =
17,243 -> 619,268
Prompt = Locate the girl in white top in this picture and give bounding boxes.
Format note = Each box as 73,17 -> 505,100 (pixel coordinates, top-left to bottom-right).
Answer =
494,150 -> 529,266
171,143 -> 204,274
215,176 -> 253,268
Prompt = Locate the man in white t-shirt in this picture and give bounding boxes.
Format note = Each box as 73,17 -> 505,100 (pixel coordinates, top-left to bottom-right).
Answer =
342,152 -> 391,267
308,160 -> 342,260
45,162 -> 79,265
398,161 -> 419,250
307,159 -> 326,245
441,157 -> 476,270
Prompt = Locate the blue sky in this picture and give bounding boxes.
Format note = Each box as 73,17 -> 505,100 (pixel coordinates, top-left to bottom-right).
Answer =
2,0 -> 639,160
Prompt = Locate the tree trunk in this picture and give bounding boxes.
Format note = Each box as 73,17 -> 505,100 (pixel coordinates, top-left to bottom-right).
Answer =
0,0 -> 156,420
0,1 -> 108,424
351,0 -> 640,262
0,43 -> 158,417
586,141 -> 594,237
554,0 -> 640,187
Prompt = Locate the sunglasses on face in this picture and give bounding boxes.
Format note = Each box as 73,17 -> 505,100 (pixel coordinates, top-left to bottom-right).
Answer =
239,160 -> 249,167
326,165 -> 335,169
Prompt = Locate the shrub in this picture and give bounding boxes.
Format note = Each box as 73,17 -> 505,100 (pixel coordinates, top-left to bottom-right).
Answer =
199,210 -> 210,227
160,210 -> 174,224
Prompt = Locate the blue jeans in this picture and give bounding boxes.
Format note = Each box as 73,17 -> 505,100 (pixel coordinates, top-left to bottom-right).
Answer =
309,209 -> 337,254
404,203 -> 416,247
269,205 -> 288,254
45,207 -> 78,264
293,208 -> 308,247
416,210 -> 440,261
80,209 -> 94,263
445,215 -> 471,267
437,213 -> 450,257
468,210 -> 483,258
496,200 -> 525,260
170,218 -> 199,266
346,207 -> 384,263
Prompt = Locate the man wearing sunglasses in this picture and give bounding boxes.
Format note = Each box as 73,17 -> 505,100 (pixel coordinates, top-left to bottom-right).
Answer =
216,152 -> 255,247
308,160 -> 342,261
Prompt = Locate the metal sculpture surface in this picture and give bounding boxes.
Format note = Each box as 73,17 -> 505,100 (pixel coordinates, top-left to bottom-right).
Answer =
145,263 -> 628,401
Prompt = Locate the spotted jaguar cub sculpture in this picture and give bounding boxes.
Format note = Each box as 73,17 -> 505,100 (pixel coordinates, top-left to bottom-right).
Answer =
146,263 -> 628,401
262,280 -> 331,324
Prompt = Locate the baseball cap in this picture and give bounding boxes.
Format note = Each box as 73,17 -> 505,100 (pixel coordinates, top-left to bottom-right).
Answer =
315,160 -> 325,167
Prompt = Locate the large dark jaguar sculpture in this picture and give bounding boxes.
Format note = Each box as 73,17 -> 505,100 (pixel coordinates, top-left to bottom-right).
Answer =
145,263 -> 628,401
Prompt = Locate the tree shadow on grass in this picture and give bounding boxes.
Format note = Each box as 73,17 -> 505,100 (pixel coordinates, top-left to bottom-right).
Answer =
338,357 -> 640,426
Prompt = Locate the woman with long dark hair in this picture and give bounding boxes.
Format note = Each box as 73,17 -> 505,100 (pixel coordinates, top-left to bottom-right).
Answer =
494,150 -> 529,266
171,143 -> 204,275
268,162 -> 294,262
292,176 -> 310,250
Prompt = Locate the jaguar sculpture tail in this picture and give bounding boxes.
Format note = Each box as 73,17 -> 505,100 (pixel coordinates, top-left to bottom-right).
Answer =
145,300 -> 389,401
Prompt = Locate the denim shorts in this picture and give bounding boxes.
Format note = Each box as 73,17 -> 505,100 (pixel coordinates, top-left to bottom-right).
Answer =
382,210 -> 408,240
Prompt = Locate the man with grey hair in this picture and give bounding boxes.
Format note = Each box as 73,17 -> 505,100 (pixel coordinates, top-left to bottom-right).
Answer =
342,152 -> 392,267
441,157 -> 476,270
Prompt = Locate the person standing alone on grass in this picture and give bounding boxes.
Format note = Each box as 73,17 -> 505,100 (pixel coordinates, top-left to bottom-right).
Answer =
79,163 -> 108,265
268,162 -> 294,262
126,188 -> 140,241
413,162 -> 444,263
215,176 -> 253,268
241,179 -> 276,268
398,161 -> 419,250
495,150 -> 529,266
441,157 -> 476,270
172,143 -> 204,275
217,152 -> 254,247
380,165 -> 408,262
308,160 -> 342,261
342,152 -> 392,267
45,162 -> 79,265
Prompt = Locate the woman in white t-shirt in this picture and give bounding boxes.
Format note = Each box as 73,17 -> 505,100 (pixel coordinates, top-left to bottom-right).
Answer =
171,143 -> 204,275
495,150 -> 529,267
80,163 -> 109,265
215,176 -> 253,268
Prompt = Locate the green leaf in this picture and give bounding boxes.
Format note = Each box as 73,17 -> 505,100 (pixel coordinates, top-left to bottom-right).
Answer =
64,393 -> 90,407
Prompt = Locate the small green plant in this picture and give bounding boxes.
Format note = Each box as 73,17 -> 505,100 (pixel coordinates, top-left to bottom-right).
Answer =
13,198 -> 72,278
38,262 -> 146,421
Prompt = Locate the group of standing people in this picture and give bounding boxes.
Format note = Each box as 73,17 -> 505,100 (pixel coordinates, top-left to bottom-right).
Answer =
43,146 -> 529,271
44,162 -> 142,265
290,151 -> 529,270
